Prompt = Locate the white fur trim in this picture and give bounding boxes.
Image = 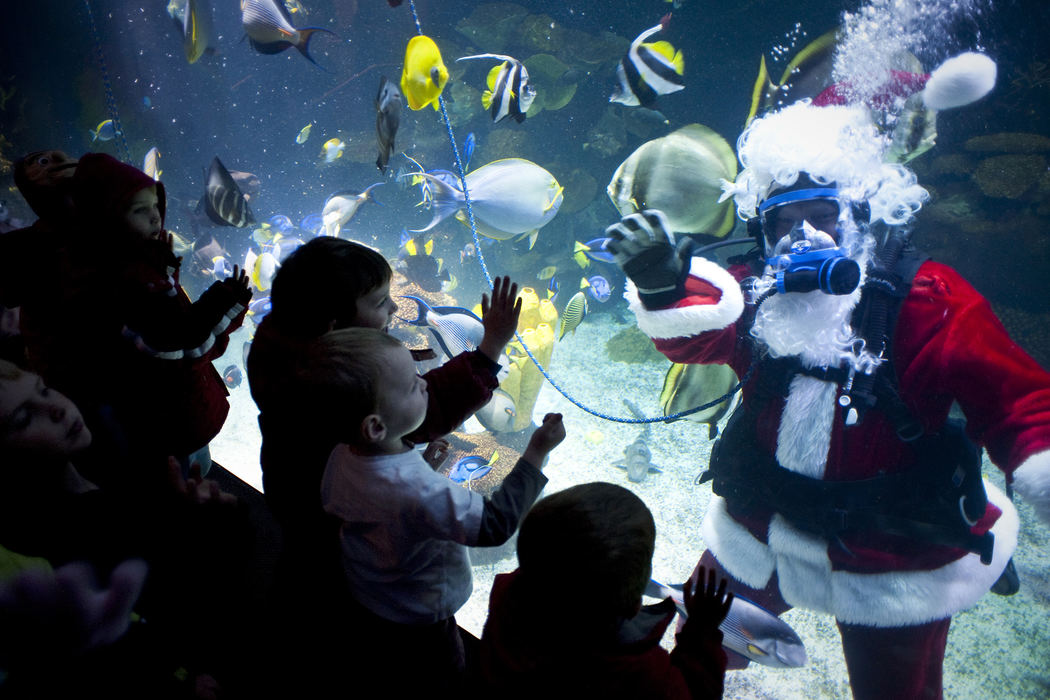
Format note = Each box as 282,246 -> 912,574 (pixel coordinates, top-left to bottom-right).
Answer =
776,376 -> 836,478
1013,450 -> 1050,525
702,496 -> 776,589
705,481 -> 1019,626
624,257 -> 744,340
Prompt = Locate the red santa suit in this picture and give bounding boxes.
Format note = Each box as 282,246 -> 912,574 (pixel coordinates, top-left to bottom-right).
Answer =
626,255 -> 1050,629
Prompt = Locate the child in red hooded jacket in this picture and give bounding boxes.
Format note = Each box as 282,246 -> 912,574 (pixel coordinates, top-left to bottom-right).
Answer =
34,153 -> 253,494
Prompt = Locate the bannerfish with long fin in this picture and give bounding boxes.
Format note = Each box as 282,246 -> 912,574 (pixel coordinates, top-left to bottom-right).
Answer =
375,76 -> 403,173
457,53 -> 536,124
401,35 -> 448,111
611,17 -> 685,108
199,156 -> 254,227
240,0 -> 333,68
645,579 -> 808,668
321,183 -> 382,237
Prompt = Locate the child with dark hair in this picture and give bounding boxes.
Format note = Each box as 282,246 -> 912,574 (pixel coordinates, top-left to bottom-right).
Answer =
299,327 -> 564,694
478,482 -> 732,699
27,152 -> 253,493
245,236 -> 523,695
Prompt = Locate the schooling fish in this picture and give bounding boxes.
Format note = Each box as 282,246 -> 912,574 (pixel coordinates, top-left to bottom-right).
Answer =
200,156 -> 254,227
374,76 -> 403,173
610,20 -> 685,108
240,0 -> 332,67
142,147 -> 162,181
401,35 -> 449,111
321,183 -> 382,237
91,119 -> 120,142
457,53 -> 536,124
400,295 -> 484,361
645,579 -> 808,668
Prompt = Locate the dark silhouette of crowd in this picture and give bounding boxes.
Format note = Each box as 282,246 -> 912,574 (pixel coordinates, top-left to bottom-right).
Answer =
0,150 -> 731,699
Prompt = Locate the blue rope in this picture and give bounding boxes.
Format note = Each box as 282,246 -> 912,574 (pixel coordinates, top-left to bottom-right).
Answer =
83,0 -> 131,164
405,1 -> 741,426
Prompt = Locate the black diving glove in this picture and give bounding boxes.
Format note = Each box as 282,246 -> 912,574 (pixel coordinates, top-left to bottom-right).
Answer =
605,209 -> 695,309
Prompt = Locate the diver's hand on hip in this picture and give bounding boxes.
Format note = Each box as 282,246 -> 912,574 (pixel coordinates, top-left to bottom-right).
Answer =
605,210 -> 693,305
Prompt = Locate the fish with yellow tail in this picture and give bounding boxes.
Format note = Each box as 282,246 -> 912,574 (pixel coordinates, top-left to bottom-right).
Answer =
611,16 -> 685,108
401,35 -> 448,111
457,53 -> 536,124
320,137 -> 345,163
557,290 -> 588,340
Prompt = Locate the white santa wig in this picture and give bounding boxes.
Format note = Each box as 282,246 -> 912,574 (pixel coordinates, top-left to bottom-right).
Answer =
722,100 -> 930,256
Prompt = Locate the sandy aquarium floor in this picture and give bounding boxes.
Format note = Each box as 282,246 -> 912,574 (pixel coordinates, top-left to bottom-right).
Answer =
212,316 -> 1050,699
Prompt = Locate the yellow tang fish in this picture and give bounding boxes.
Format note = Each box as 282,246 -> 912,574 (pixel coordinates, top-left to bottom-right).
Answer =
401,35 -> 449,111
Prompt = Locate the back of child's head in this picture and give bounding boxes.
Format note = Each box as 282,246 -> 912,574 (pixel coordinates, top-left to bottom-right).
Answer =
293,327 -> 403,446
516,482 -> 656,626
72,153 -> 166,236
268,237 -> 391,338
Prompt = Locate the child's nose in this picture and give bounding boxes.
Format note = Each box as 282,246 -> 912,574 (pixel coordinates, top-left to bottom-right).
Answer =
48,401 -> 66,422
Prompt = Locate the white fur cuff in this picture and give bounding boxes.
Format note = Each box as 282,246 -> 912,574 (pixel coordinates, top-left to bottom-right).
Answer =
1013,450 -> 1050,525
625,257 -> 745,340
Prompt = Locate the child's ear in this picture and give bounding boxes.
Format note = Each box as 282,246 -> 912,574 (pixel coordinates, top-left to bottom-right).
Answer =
361,414 -> 386,443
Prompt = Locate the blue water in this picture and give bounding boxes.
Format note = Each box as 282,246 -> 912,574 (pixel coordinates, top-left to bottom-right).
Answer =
3,0 -> 1049,697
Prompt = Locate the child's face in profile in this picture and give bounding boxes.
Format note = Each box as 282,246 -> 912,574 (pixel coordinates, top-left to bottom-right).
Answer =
373,344 -> 428,442
0,372 -> 92,459
354,280 -> 397,331
123,186 -> 162,241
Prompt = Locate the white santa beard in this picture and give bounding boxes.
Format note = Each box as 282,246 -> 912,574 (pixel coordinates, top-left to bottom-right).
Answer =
777,375 -> 838,477
751,289 -> 861,368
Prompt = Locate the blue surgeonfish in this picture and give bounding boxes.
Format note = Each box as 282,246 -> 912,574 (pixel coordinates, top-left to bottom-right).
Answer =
447,453 -> 498,484
610,21 -> 685,108
406,158 -> 563,243
645,579 -> 808,668
240,0 -> 332,67
464,132 -> 476,170
457,54 -> 536,124
583,275 -> 612,303
400,295 -> 484,360
321,184 -> 382,237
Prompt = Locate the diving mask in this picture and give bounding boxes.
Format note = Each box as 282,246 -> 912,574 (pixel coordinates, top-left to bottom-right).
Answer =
766,221 -> 860,296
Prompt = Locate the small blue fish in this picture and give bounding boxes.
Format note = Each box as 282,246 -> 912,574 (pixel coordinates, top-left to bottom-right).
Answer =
400,295 -> 483,360
299,213 -> 323,234
585,274 -> 612,303
222,364 -> 243,389
464,132 -> 476,170
91,119 -> 120,142
448,454 -> 493,483
268,214 -> 294,232
248,296 -> 272,317
546,276 -> 559,302
583,237 -> 617,263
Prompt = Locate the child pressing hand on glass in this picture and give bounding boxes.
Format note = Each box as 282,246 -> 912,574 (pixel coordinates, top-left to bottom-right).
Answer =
296,327 -> 564,695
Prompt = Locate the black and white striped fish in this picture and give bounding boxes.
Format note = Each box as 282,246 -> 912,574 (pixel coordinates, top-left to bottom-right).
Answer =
610,23 -> 685,108
457,53 -> 536,124
201,156 -> 254,228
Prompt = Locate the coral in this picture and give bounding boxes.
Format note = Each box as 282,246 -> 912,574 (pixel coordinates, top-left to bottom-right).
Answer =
605,325 -> 667,364
455,3 -> 531,53
558,168 -> 597,214
929,153 -> 977,177
584,107 -> 626,158
971,154 -> 1046,199
964,132 -> 1050,154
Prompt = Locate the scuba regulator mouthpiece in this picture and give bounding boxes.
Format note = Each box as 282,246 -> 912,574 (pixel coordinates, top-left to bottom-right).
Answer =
766,222 -> 861,296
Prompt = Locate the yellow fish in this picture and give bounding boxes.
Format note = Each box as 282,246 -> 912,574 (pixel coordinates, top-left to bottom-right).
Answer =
538,265 -> 557,280
320,137 -> 345,163
296,123 -> 312,144
400,35 -> 449,111
573,241 -> 591,270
